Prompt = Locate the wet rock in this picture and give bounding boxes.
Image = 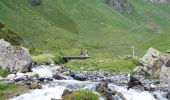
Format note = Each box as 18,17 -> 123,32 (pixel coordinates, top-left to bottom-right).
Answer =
52,74 -> 66,80
62,88 -> 72,97
73,73 -> 87,81
127,74 -> 142,90
37,77 -> 46,82
167,92 -> 170,100
96,82 -> 116,100
29,82 -> 42,89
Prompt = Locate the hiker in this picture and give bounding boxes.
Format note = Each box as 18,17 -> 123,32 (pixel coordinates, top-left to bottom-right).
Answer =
80,49 -> 83,56
84,49 -> 88,57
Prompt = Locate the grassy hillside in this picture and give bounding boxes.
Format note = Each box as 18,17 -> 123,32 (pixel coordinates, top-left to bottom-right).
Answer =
0,0 -> 169,57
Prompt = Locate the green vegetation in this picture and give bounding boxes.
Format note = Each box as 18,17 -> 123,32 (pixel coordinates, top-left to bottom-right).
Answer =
64,58 -> 136,72
52,53 -> 65,64
0,83 -> 28,100
0,67 -> 9,77
0,0 -> 170,57
63,89 -> 99,100
0,22 -> 25,46
32,54 -> 53,64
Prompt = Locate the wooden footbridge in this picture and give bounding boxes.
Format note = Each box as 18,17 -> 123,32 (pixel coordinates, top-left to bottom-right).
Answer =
62,56 -> 91,62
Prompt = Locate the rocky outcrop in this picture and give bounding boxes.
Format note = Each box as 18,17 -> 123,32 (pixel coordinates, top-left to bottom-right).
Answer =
134,48 -> 164,76
27,0 -> 42,6
0,39 -> 32,73
160,59 -> 170,82
134,47 -> 170,82
105,0 -> 133,13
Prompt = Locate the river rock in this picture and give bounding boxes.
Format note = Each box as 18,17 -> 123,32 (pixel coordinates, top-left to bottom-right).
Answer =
73,73 -> 87,81
52,74 -> 66,80
167,91 -> 170,100
6,74 -> 16,81
127,74 -> 142,90
14,73 -> 27,82
29,82 -> 42,89
62,88 -> 72,97
0,39 -> 32,73
96,82 -> 116,100
25,72 -> 39,80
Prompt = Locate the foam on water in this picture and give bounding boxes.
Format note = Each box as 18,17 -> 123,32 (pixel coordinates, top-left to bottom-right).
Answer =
11,86 -> 66,100
31,65 -> 54,78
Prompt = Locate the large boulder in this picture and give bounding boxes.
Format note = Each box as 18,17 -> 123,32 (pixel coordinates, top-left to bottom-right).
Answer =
160,59 -> 170,82
138,48 -> 164,76
0,39 -> 32,73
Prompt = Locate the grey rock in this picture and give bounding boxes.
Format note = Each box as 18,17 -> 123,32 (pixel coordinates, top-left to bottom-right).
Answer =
73,73 -> 87,81
137,48 -> 165,76
62,88 -> 72,97
96,82 -> 116,100
105,0 -> 133,13
6,74 -> 16,81
0,40 -> 32,73
52,74 -> 67,80
25,72 -> 39,80
29,82 -> 42,89
160,64 -> 170,82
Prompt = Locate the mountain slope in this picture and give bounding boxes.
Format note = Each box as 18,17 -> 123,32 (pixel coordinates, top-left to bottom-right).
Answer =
0,0 -> 170,57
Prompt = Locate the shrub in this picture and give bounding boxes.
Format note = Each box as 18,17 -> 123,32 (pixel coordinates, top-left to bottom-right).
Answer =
0,68 -> 9,77
52,53 -> 65,64
29,45 -> 42,56
63,89 -> 99,100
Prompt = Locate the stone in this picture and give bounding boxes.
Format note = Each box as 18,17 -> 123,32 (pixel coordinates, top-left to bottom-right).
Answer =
0,40 -> 32,73
105,0 -> 133,13
136,48 -> 165,76
62,88 -> 72,97
96,82 -> 116,100
160,60 -> 170,82
25,72 -> 39,80
29,82 -> 42,89
14,73 -> 27,82
52,74 -> 66,80
127,74 -> 142,90
6,74 -> 16,81
73,73 -> 87,81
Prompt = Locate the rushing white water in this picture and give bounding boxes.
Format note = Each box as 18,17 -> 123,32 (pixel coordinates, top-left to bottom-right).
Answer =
11,66 -> 168,100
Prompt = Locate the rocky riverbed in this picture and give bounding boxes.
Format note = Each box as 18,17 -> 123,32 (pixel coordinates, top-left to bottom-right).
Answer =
0,64 -> 169,100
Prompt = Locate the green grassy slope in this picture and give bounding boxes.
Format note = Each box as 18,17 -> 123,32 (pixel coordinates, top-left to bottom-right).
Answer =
0,0 -> 169,57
